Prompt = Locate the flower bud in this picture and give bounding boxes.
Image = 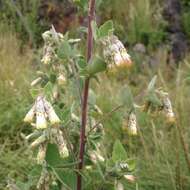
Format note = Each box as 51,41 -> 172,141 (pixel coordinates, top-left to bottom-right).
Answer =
24,105 -> 35,123
31,77 -> 42,87
41,46 -> 55,65
58,144 -> 69,158
37,143 -> 47,165
123,174 -> 136,183
122,112 -> 137,136
89,150 -> 105,164
128,112 -> 137,135
30,134 -> 46,148
25,130 -> 42,141
52,129 -> 69,158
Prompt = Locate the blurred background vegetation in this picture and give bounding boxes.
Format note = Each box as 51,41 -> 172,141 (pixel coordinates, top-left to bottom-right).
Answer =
0,0 -> 190,189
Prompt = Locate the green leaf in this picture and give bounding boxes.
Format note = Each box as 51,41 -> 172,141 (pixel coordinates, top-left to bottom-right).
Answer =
77,58 -> 87,69
147,75 -> 157,92
57,40 -> 72,59
43,82 -> 53,100
146,92 -> 162,106
54,168 -> 76,190
30,88 -> 40,98
80,56 -> 107,77
98,20 -> 114,39
120,86 -> 134,110
112,140 -> 127,162
46,143 -> 62,167
126,159 -> 136,172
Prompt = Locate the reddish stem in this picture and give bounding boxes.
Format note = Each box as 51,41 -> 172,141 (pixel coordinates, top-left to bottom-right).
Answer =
77,0 -> 96,190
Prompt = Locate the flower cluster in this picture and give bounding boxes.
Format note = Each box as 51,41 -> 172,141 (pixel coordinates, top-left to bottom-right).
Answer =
41,27 -> 63,65
102,35 -> 132,70
24,95 -> 60,129
24,95 -> 69,164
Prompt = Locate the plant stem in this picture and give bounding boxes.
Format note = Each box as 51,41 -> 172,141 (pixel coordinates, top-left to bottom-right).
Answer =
77,0 -> 96,190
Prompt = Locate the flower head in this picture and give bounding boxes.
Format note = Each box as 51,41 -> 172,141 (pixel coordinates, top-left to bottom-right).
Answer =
24,95 -> 61,129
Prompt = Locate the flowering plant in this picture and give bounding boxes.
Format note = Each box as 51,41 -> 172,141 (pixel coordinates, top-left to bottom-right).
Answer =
19,1 -> 176,190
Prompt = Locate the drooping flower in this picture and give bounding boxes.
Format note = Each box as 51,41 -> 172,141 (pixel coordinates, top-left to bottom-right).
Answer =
43,99 -> 61,126
122,112 -> 137,136
52,128 -> 69,158
23,95 -> 61,129
102,35 -> 132,70
128,112 -> 137,135
37,167 -> 51,190
24,105 -> 35,123
37,143 -> 47,165
157,90 -> 176,124
35,96 -> 48,129
162,95 -> 175,124
41,46 -> 56,65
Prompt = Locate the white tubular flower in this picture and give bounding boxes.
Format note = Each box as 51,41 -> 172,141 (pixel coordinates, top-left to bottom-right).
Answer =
37,143 -> 47,165
123,174 -> 136,183
103,35 -> 132,70
35,96 -> 47,129
41,46 -> 55,65
31,77 -> 42,87
163,96 -> 175,124
127,112 -> 137,136
44,99 -> 61,125
52,128 -> 69,158
24,105 -> 35,123
36,111 -> 47,129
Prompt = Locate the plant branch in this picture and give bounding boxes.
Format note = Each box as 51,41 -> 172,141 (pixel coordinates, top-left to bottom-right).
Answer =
87,104 -> 125,135
77,0 -> 96,190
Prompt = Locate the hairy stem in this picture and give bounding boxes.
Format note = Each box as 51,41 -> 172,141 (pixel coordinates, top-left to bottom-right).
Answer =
77,0 -> 96,189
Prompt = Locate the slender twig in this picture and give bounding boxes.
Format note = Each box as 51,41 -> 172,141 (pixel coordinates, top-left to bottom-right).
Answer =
88,104 -> 125,135
77,0 -> 96,190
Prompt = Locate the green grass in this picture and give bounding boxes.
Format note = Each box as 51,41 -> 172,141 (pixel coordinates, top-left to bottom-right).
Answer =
0,24 -> 35,188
